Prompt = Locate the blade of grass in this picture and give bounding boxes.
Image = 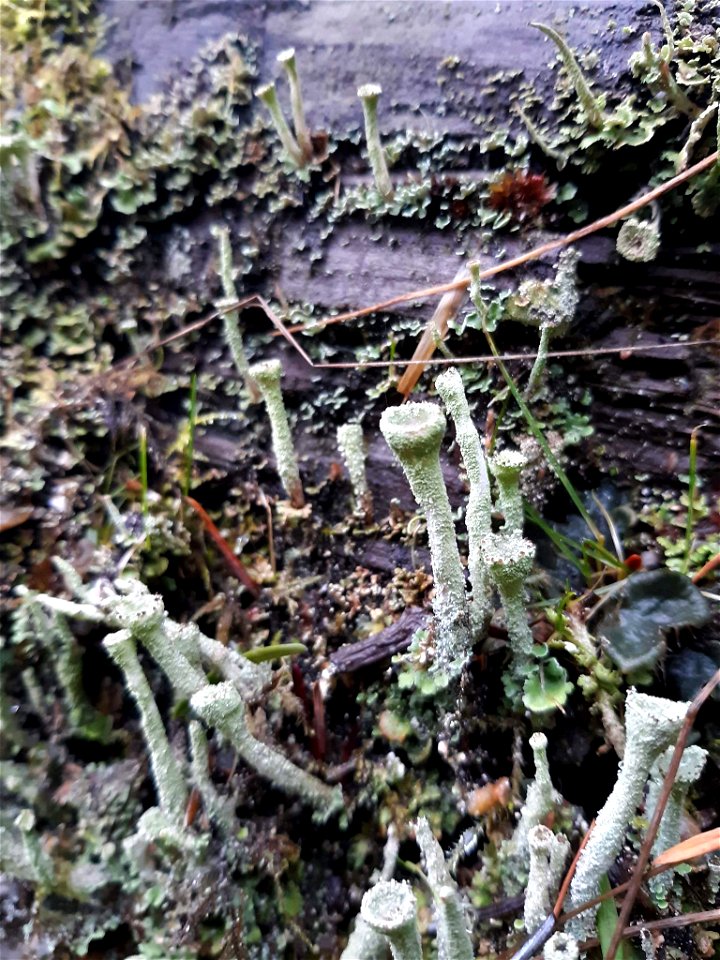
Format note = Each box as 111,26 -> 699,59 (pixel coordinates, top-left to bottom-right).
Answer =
597,875 -> 631,959
244,643 -> 307,663
525,503 -> 591,578
138,424 -> 148,518
182,373 -> 199,500
682,426 -> 701,574
483,325 -> 603,541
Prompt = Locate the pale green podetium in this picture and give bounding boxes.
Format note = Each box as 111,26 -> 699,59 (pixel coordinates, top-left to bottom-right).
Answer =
191,681 -> 343,819
104,629 -> 188,823
531,22 -> 606,129
646,744 -> 707,900
415,816 -> 473,960
569,689 -> 690,936
256,81 -> 306,167
435,367 -> 492,637
380,402 -> 471,674
250,358 -> 305,508
360,880 -> 422,960
337,422 -> 373,520
211,224 -> 260,402
524,825 -> 570,935
482,532 -> 536,680
276,47 -> 313,164
489,449 -> 528,537
357,83 -> 394,199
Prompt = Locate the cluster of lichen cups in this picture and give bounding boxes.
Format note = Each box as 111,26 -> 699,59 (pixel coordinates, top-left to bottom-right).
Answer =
32,569 -> 343,846
380,369 -> 537,684
256,48 -> 395,197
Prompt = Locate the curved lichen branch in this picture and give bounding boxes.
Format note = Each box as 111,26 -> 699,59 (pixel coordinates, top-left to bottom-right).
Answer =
531,22 -> 606,130
104,629 -> 188,823
415,817 -> 473,960
569,689 -> 689,936
191,681 -> 343,819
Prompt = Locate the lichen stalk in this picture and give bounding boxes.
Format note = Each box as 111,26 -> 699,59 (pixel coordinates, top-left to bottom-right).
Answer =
341,827 -> 399,960
276,48 -> 313,163
435,367 -> 492,637
524,825 -> 570,935
569,689 -> 689,935
250,358 -> 305,507
507,732 -> 560,873
190,681 -> 343,817
211,224 -> 260,402
337,422 -> 373,520
104,629 -> 188,821
525,322 -> 553,399
415,816 -> 473,960
646,744 -> 707,900
360,880 -> 422,960
490,449 -> 528,537
189,719 -> 234,831
357,83 -> 394,199
256,81 -> 306,167
531,22 -> 606,129
379,402 -> 471,673
482,532 -> 535,679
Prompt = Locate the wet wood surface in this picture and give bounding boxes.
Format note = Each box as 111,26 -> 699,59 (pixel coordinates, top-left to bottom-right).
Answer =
99,0 -> 720,480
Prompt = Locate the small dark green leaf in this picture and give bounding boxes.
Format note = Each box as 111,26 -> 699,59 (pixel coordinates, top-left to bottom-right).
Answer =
600,569 -> 710,674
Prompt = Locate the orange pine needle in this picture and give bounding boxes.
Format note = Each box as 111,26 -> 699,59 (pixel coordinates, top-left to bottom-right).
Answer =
652,827 -> 720,869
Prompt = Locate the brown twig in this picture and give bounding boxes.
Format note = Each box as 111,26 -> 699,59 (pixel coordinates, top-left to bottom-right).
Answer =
582,908 -> 720,951
184,495 -> 260,598
692,550 -> 720,584
604,668 -> 720,960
